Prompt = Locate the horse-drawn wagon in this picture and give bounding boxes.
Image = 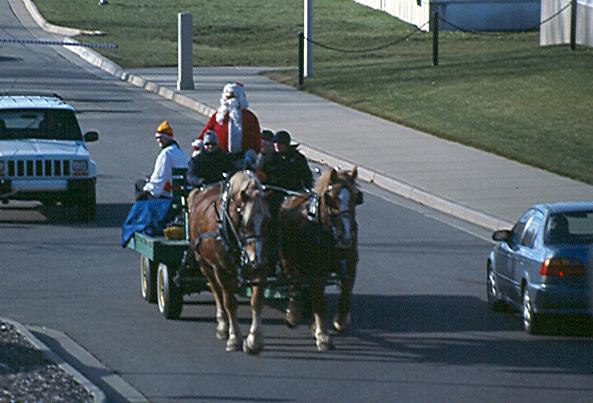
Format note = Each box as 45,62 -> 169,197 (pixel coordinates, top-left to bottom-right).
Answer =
126,168 -> 299,320
125,166 -> 361,353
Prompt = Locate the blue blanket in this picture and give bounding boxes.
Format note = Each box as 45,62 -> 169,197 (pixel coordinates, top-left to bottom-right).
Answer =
120,199 -> 174,248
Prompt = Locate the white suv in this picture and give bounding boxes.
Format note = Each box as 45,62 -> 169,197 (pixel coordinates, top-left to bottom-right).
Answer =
0,93 -> 99,221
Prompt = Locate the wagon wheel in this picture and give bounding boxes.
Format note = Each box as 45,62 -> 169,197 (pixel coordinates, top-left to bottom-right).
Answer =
140,256 -> 157,303
157,263 -> 183,319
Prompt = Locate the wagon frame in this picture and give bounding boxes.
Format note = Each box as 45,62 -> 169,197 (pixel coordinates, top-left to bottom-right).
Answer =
126,169 -> 330,319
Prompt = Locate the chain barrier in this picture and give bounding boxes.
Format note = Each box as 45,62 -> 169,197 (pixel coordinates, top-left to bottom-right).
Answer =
0,38 -> 117,49
305,21 -> 429,54
298,2 -> 575,83
438,2 -> 571,35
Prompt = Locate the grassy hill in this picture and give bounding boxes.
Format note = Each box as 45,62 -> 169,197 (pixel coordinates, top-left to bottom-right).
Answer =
33,0 -> 593,184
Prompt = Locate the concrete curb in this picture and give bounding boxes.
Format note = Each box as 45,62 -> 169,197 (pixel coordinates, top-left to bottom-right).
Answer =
22,0 -> 512,231
22,0 -> 105,37
299,144 -> 512,230
1,317 -> 106,403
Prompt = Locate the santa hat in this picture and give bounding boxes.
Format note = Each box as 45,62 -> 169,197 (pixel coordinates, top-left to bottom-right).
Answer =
155,120 -> 174,141
222,82 -> 249,110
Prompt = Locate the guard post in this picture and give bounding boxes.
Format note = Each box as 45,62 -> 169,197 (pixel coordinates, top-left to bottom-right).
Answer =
570,0 -> 577,50
299,32 -> 304,88
177,12 -> 194,90
431,11 -> 439,66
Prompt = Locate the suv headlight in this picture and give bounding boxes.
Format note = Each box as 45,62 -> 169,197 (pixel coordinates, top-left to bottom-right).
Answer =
0,161 -> 5,177
72,160 -> 89,175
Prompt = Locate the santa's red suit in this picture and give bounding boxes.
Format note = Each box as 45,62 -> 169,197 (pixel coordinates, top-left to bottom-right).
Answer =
199,82 -> 261,155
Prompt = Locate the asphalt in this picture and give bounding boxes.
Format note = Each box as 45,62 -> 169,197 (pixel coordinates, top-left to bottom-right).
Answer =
8,0 -> 593,400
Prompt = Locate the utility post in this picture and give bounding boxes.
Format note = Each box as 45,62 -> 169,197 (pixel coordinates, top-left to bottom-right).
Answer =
431,11 -> 439,66
570,0 -> 577,51
177,12 -> 194,90
304,0 -> 313,78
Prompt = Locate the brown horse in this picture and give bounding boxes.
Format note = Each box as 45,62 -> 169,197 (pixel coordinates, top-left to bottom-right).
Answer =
188,171 -> 270,354
278,166 -> 361,351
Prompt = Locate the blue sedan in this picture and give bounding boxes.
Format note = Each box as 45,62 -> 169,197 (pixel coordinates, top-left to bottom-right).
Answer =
487,202 -> 593,334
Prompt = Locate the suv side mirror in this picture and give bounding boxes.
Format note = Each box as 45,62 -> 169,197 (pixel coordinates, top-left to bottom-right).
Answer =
83,131 -> 99,142
492,229 -> 512,243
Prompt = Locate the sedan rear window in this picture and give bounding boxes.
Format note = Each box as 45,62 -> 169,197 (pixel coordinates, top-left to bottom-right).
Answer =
545,212 -> 593,244
0,109 -> 82,141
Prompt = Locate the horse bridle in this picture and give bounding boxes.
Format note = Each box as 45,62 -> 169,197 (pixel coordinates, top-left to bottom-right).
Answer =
323,184 -> 356,248
222,174 -> 267,271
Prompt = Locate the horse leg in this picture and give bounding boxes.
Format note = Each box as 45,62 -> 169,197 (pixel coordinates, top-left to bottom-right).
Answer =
333,256 -> 356,333
216,269 -> 242,352
281,256 -> 303,328
199,262 -> 229,340
311,276 -> 333,352
243,275 -> 265,355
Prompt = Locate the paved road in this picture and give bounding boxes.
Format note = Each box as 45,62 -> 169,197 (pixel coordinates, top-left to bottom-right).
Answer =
2,2 -> 593,402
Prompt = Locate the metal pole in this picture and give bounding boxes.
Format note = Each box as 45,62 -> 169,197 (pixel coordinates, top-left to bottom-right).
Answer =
299,32 -> 304,88
570,0 -> 577,50
304,0 -> 313,77
177,12 -> 194,90
432,11 -> 439,66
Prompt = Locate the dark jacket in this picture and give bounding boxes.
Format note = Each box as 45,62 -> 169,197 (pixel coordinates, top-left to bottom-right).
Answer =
257,146 -> 313,191
187,148 -> 234,187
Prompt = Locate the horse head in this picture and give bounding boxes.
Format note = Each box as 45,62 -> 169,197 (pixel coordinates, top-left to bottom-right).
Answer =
316,166 -> 361,250
229,171 -> 271,271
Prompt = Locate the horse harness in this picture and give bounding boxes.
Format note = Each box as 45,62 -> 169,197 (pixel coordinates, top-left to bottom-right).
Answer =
194,175 -> 264,281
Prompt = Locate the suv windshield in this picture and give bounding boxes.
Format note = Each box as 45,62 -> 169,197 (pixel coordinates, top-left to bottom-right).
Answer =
0,109 -> 82,141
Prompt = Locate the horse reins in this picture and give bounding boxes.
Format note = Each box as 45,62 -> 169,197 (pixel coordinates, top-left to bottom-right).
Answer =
195,175 -> 266,278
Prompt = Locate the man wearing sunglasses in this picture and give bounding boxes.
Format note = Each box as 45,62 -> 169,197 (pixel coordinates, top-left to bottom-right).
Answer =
187,131 -> 234,188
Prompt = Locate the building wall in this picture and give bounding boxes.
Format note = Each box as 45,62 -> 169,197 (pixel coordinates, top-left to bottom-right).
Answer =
354,0 -> 540,32
540,0 -> 593,47
354,0 -> 431,31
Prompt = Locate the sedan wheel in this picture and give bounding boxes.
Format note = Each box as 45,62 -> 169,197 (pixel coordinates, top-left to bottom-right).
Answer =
522,288 -> 542,334
486,268 -> 506,311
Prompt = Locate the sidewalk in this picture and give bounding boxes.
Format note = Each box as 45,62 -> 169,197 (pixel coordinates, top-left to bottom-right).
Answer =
125,66 -> 593,230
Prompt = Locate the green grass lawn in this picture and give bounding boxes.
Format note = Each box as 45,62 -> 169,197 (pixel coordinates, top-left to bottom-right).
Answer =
33,0 -> 593,184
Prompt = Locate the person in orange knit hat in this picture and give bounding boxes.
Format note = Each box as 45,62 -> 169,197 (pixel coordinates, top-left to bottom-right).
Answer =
135,120 -> 188,200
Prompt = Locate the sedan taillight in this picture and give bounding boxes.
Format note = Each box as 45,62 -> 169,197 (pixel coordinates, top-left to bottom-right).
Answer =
539,257 -> 585,277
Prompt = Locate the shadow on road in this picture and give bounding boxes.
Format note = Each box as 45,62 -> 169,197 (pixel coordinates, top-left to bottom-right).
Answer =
0,202 -> 132,228
265,293 -> 593,375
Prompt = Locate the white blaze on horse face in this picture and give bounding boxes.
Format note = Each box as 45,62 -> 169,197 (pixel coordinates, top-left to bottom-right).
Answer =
338,187 -> 352,243
253,213 -> 264,263
246,208 -> 264,265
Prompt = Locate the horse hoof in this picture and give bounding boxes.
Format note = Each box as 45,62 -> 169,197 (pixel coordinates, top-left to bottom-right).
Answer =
216,324 -> 229,340
243,333 -> 264,355
316,339 -> 335,352
285,315 -> 299,328
226,337 -> 242,352
332,314 -> 352,333
316,334 -> 334,352
284,300 -> 301,328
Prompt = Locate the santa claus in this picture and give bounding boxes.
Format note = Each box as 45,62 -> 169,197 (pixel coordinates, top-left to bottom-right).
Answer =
198,82 -> 261,167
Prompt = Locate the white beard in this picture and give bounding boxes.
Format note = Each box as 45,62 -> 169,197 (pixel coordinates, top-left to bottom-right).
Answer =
216,98 -> 243,153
